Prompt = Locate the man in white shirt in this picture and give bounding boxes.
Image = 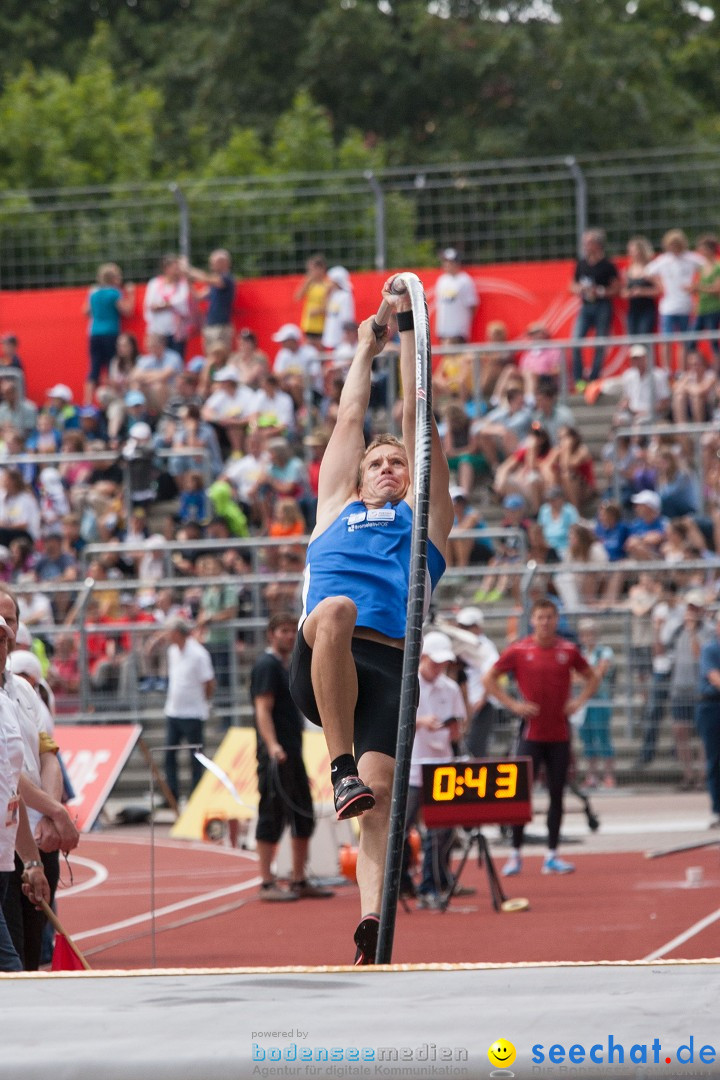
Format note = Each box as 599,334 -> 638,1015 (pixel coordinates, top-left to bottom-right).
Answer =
433,249 -> 478,343
606,344 -> 671,423
162,616 -> 215,805
0,614 -> 52,970
201,365 -> 258,456
440,608 -> 500,757
405,631 -> 467,908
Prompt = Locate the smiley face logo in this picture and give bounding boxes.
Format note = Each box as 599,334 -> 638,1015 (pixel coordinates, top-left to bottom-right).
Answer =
488,1039 -> 516,1069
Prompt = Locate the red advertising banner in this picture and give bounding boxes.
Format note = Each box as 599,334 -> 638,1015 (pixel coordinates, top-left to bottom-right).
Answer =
55,724 -> 142,832
0,258 -> 633,405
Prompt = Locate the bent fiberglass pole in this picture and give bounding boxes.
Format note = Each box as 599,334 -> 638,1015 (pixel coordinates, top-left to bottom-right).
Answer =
376,272 -> 433,964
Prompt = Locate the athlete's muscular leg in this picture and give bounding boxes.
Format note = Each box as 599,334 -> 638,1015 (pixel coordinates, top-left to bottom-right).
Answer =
302,596 -> 358,760
355,750 -> 395,914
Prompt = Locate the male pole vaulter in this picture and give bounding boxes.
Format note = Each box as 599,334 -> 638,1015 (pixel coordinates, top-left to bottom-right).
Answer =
289,276 -> 454,963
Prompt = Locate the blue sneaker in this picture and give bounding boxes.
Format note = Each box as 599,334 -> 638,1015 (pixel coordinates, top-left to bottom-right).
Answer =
501,853 -> 522,877
542,855 -> 575,875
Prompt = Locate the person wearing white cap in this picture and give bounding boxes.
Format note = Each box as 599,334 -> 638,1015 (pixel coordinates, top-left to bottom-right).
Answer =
438,608 -> 500,757
604,342 -> 671,424
271,323 -> 322,404
405,631 -> 466,908
201,363 -> 257,456
322,267 -> 355,351
288,276 -> 454,963
624,490 -> 667,560
433,248 -> 478,344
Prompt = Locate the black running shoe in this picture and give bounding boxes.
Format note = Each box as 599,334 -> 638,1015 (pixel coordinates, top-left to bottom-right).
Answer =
353,915 -> 379,966
333,775 -> 375,820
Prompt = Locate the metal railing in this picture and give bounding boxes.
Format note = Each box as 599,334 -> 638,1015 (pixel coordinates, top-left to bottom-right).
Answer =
2,145 -> 720,286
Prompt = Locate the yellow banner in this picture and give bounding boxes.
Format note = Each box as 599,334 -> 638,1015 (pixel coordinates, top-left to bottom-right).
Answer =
171,728 -> 332,841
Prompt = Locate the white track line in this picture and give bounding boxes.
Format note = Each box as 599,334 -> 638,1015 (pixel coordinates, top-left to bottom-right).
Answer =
58,856 -> 109,897
642,907 -> 720,961
71,877 -> 262,942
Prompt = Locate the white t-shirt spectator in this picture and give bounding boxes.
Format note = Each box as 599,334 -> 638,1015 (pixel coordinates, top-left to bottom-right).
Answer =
203,384 -> 257,423
434,271 -> 478,340
645,252 -> 704,316
252,387 -> 296,431
143,276 -> 190,337
620,366 -> 670,417
410,671 -> 465,787
0,490 -> 41,539
165,637 -> 215,720
274,344 -> 322,392
322,290 -> 355,350
0,692 -> 25,870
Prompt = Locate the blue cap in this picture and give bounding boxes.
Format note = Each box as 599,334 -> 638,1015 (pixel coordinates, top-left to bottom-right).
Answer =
503,494 -> 525,510
186,356 -> 205,374
125,390 -> 146,407
79,405 -> 100,418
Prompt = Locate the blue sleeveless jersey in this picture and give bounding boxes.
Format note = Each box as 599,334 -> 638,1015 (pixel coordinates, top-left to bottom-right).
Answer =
301,500 -> 446,639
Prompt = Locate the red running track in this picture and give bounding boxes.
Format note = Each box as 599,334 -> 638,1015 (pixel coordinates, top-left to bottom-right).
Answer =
54,829 -> 720,970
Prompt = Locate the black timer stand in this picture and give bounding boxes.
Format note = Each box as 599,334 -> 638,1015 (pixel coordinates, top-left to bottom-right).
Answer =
438,827 -> 507,914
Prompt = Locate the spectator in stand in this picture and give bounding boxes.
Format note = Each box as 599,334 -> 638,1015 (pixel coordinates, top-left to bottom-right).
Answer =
201,365 -> 256,458
655,447 -> 700,519
446,487 -> 492,570
624,490 -> 667,560
302,429 -> 329,530
690,235 -> 720,363
194,552 -> 239,701
432,344 -> 474,415
483,321 -> 518,404
0,471 -> 40,545
537,486 -> 579,558
0,334 -> 23,372
474,494 -> 529,603
98,331 -> 140,444
471,386 -> 532,470
259,437 -> 310,526
177,472 -> 209,526
26,413 -> 62,461
230,329 -> 269,390
131,333 -> 184,412
434,248 -> 478,344
577,618 -> 616,788
253,372 -> 296,436
294,254 -> 331,345
532,375 -> 575,445
222,427 -> 269,525
34,527 -> 77,621
494,423 -> 553,515
180,249 -> 236,349
37,468 -> 69,529
621,236 -> 660,339
672,349 -> 717,422
545,425 -> 596,511
44,385 -> 78,432
606,343 -> 671,424
166,368 -> 205,420
645,229 -> 704,373
517,323 -> 563,400
440,400 -> 487,497
263,547 -> 305,618
143,254 -> 191,358
271,323 -> 322,410
570,228 -> 620,388
554,522 -> 609,608
0,380 -> 37,438
78,405 -> 108,445
84,262 -> 135,406
322,267 -> 355,352
206,479 -> 249,537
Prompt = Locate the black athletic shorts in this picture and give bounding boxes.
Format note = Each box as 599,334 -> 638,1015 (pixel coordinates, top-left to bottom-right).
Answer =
289,629 -> 405,762
256,754 -> 315,845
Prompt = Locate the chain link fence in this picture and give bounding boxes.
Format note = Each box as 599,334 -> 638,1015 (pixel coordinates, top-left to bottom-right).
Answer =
2,146 -> 720,288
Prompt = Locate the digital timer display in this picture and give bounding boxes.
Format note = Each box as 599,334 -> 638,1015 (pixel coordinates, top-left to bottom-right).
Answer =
421,758 -> 533,828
